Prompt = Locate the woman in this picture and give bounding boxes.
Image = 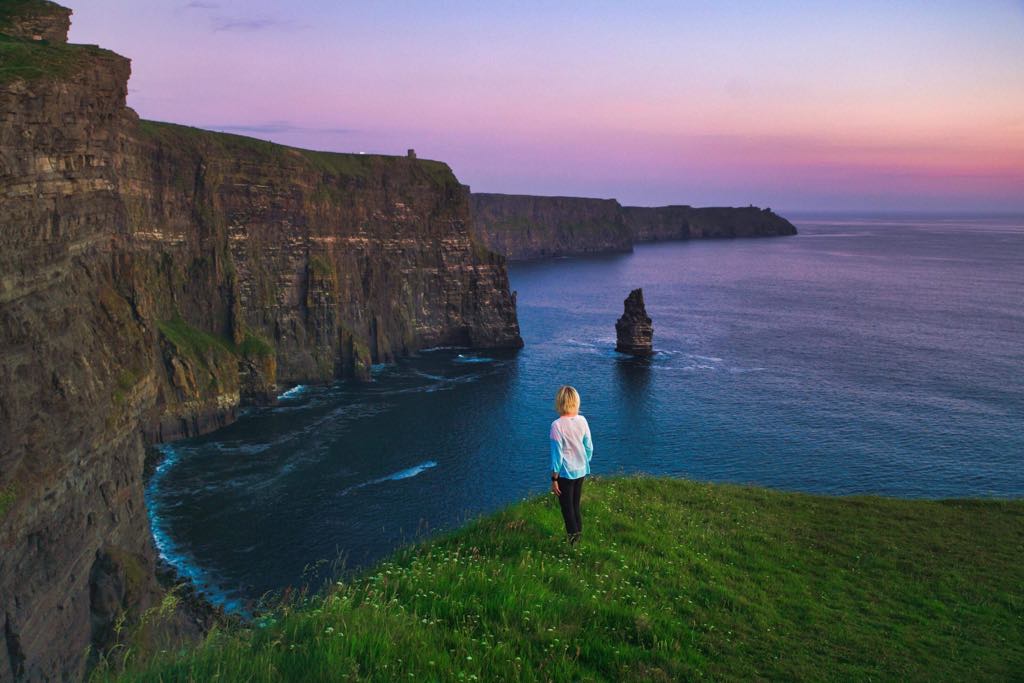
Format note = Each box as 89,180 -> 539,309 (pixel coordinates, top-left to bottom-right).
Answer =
549,385 -> 593,544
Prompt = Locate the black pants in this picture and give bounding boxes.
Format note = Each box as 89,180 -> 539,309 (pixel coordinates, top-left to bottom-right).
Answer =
557,476 -> 585,538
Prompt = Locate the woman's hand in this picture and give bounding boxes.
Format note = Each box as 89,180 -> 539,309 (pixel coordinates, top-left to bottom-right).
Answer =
551,479 -> 561,496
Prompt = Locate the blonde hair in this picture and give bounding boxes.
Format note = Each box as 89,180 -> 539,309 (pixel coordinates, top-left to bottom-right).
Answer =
554,385 -> 581,415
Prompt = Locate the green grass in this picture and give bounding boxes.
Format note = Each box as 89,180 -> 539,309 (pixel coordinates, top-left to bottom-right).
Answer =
1,0 -> 111,83
237,331 -> 274,358
95,477 -> 1023,681
307,255 -> 335,279
137,120 -> 457,190
0,484 -> 15,520
156,316 -> 235,364
137,120 -> 284,161
0,33 -> 115,84
157,316 -> 274,362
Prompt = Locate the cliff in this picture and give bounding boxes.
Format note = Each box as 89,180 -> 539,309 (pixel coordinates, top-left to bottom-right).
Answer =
470,194 -> 797,261
623,204 -> 798,241
0,3 -> 520,680
469,192 -> 632,260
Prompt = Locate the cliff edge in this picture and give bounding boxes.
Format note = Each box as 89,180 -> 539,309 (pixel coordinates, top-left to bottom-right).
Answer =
469,192 -> 632,260
623,204 -> 798,241
470,194 -> 797,261
0,3 -> 520,679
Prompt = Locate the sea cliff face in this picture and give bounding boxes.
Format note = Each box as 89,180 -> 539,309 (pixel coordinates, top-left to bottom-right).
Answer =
0,4 -> 520,679
623,205 -> 798,241
124,123 -> 522,442
469,192 -> 632,260
470,194 -> 797,260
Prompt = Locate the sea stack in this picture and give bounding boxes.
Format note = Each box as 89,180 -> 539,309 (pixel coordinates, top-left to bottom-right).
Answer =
615,288 -> 654,356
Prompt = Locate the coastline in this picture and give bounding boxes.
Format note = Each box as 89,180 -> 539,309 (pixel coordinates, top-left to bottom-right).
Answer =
98,475 -> 1024,681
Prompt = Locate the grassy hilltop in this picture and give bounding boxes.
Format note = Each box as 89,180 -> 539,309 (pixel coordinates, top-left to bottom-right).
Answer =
96,477 -> 1023,681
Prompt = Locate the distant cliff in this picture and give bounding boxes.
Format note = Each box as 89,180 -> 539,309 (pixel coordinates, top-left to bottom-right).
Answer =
0,3 -> 520,679
623,205 -> 798,241
469,193 -> 632,260
470,194 -> 797,260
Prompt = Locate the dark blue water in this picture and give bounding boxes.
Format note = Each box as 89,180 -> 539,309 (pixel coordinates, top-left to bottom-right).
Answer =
148,215 -> 1024,610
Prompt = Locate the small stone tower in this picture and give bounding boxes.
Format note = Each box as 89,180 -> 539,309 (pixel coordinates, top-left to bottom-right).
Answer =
407,148 -> 417,159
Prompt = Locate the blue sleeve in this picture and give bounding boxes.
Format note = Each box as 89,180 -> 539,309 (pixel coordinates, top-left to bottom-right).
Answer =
583,422 -> 593,462
550,438 -> 563,474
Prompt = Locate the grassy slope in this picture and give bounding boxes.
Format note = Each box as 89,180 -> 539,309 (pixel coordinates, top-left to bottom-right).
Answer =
97,477 -> 1022,681
136,119 -> 457,188
0,33 -> 115,84
0,0 -> 112,84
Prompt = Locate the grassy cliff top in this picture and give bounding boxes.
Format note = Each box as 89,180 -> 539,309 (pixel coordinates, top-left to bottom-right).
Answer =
96,476 -> 1023,681
0,0 -> 117,85
0,33 -> 115,83
137,119 -> 457,187
0,0 -> 67,27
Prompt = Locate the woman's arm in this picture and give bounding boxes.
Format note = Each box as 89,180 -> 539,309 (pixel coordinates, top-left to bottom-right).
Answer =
583,421 -> 593,462
550,424 -> 563,494
550,438 -> 563,476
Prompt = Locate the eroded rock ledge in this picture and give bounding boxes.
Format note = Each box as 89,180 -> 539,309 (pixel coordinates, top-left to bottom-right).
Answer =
0,3 -> 520,679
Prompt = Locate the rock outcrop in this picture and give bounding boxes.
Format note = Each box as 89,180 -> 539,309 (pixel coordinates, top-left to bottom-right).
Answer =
615,289 -> 654,357
0,0 -> 71,42
470,194 -> 797,261
469,192 -> 632,260
0,3 -> 521,679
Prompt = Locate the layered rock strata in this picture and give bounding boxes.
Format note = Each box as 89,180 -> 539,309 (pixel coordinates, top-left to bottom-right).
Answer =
615,288 -> 654,357
470,194 -> 797,261
0,3 -> 521,680
469,192 -> 632,260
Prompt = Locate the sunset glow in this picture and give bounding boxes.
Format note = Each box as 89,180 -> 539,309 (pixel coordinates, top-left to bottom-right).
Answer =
72,0 -> 1024,211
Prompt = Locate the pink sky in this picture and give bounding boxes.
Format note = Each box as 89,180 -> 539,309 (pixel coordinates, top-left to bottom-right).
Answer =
70,1 -> 1024,211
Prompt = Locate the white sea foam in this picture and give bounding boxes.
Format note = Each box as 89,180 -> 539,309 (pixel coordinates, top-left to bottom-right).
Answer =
414,370 -> 447,381
564,338 -> 594,348
278,384 -> 307,400
145,446 -> 247,613
454,354 -> 494,364
338,460 -> 438,497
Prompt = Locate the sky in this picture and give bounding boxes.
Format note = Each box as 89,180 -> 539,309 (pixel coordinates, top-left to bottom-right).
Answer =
70,1 -> 1024,212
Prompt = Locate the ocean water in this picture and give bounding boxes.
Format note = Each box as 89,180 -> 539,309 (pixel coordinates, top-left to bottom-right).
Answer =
146,215 -> 1024,610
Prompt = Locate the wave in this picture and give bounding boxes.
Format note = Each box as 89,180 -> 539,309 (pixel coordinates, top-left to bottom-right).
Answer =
413,370 -> 447,381
454,354 -> 494,364
277,384 -> 307,400
564,338 -> 595,348
338,460 -> 438,497
651,364 -> 715,372
212,442 -> 272,456
144,446 -> 248,613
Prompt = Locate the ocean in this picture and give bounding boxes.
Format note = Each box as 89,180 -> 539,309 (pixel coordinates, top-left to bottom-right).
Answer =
146,214 -> 1024,610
